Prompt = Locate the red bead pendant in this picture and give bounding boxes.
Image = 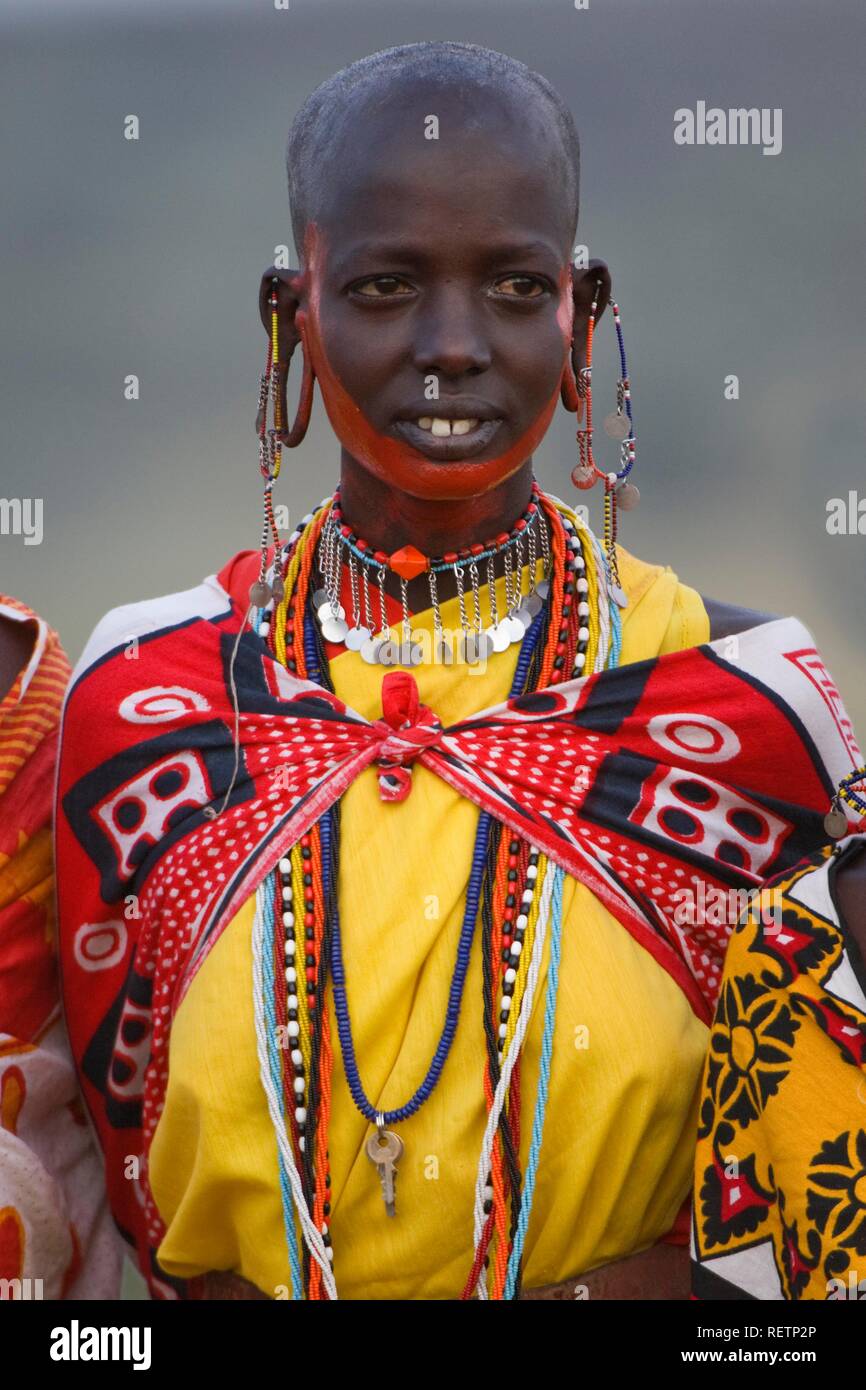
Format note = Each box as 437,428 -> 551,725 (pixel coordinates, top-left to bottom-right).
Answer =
388,545 -> 428,580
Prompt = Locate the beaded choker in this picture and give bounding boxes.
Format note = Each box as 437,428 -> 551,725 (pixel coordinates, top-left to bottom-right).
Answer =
311,479 -> 552,666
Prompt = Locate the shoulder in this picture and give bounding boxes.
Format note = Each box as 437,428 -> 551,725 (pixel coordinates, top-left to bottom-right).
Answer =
699,595 -> 782,642
68,571 -> 236,688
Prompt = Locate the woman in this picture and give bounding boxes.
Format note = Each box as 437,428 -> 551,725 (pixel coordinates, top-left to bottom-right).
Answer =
54,42 -> 863,1301
0,598 -> 120,1300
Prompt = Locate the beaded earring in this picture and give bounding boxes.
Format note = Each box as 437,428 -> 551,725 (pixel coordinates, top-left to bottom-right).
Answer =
562,279 -> 639,609
249,275 -> 315,610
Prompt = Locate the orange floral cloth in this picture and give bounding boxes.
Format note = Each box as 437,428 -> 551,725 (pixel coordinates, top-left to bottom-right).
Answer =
0,594 -> 121,1299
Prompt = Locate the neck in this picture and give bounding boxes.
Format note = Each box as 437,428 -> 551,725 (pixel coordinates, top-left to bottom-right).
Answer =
336,451 -> 538,607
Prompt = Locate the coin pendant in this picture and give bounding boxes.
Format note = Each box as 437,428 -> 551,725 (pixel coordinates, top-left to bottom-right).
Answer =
487,622 -> 511,653
462,631 -> 493,663
513,607 -> 533,630
360,636 -> 383,664
317,599 -> 345,623
824,806 -> 849,838
345,625 -> 371,651
603,411 -> 630,441
321,616 -> 349,642
377,638 -> 400,666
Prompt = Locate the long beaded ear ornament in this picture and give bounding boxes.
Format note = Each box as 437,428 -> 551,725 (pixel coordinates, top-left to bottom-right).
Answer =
311,480 -> 554,667
249,275 -> 315,611
824,763 -> 866,838
565,279 -> 638,610
206,280 -> 315,826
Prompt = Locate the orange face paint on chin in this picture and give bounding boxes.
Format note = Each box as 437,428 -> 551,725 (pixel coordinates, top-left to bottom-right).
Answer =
300,225 -> 571,501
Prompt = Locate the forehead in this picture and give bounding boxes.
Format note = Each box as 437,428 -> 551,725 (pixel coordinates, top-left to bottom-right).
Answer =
313,85 -> 574,261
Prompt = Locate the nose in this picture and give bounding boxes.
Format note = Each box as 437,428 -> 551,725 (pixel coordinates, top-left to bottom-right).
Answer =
411,284 -> 492,379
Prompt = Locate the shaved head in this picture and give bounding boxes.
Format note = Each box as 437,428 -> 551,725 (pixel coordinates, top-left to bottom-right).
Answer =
286,42 -> 581,257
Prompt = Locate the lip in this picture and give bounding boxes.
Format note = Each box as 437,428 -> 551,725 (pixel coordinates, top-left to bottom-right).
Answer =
391,417 -> 503,460
390,399 -> 505,461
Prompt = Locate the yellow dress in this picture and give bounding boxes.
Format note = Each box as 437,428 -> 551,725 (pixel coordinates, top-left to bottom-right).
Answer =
148,539 -> 712,1299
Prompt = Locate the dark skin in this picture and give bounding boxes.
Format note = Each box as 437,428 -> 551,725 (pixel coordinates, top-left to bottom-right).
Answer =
260,94 -> 781,637
0,614 -> 37,702
244,79 -> 866,1299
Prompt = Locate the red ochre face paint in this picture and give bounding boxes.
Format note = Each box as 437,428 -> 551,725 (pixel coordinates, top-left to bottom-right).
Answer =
300,224 -> 575,503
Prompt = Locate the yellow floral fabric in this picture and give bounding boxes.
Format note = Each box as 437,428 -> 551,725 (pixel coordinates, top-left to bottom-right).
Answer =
692,837 -> 866,1300
149,538 -> 712,1299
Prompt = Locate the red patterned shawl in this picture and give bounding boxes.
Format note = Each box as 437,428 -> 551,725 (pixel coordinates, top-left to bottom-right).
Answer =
53,553 -> 863,1293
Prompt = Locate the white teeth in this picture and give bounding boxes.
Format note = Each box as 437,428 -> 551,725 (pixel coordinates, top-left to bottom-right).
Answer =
415,417 -> 481,436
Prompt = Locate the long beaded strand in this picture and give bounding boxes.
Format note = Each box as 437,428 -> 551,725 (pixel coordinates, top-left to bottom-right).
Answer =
471,492 -> 605,1297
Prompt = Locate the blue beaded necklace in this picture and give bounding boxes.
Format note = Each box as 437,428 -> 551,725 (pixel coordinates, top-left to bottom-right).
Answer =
304,587 -> 546,1126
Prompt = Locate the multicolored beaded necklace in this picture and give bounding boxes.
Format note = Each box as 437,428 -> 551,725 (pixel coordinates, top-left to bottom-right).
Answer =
249,482 -> 623,1300
313,480 -> 551,665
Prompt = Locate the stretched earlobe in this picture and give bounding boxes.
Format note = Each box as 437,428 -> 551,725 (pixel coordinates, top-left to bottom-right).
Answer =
273,312 -> 316,449
248,281 -> 317,616
560,357 -> 582,416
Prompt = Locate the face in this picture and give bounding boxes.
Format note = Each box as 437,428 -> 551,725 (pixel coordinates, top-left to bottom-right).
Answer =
294,90 -> 578,503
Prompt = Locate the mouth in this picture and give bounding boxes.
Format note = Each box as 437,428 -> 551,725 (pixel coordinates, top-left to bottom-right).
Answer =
391,405 -> 504,460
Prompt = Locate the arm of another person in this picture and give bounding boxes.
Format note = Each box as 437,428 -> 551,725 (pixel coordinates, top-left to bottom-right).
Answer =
0,611 -> 37,699
834,838 -> 866,961
0,611 -> 123,1300
700,596 -> 780,642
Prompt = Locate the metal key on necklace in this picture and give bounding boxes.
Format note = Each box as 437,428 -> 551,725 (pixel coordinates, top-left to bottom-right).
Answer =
365,1122 -> 404,1217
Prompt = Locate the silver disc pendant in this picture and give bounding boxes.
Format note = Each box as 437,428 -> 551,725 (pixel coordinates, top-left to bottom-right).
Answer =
504,614 -> 527,643
535,579 -> 550,600
616,481 -> 640,511
513,607 -> 534,631
824,805 -> 849,838
317,599 -> 346,623
345,624 -> 371,651
523,591 -> 543,617
462,631 -> 493,663
487,622 -> 512,654
311,588 -> 330,609
321,615 -> 349,641
603,411 -> 631,441
360,635 -> 384,664
377,638 -> 400,666
609,583 -> 629,609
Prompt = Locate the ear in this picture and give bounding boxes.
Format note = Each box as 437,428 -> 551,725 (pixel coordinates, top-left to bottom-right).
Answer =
568,258 -> 612,396
257,264 -> 304,361
257,265 -> 309,441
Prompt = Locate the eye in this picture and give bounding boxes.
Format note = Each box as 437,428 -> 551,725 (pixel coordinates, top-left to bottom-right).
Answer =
349,276 -> 415,299
490,275 -> 550,300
